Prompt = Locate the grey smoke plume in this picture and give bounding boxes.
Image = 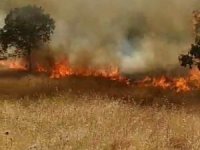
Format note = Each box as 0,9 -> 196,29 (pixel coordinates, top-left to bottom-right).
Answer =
0,0 -> 200,73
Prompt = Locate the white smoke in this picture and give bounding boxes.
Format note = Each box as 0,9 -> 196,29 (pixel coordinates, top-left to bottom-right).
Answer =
0,0 -> 200,73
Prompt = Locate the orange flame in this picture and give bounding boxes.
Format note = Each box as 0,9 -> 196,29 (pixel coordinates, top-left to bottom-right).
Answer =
48,59 -> 129,84
174,78 -> 190,92
0,59 -> 27,70
1,59 -> 200,92
138,68 -> 200,92
152,76 -> 171,89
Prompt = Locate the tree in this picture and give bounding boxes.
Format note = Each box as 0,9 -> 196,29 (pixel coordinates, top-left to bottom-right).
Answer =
0,5 -> 55,71
179,10 -> 200,70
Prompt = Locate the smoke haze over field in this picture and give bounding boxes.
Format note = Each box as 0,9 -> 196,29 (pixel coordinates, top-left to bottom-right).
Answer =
0,0 -> 200,73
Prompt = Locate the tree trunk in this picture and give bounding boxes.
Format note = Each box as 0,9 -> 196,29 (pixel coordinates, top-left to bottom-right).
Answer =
28,49 -> 32,72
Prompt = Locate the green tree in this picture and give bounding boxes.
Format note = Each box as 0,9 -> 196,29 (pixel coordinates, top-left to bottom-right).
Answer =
0,5 -> 55,71
179,10 -> 200,69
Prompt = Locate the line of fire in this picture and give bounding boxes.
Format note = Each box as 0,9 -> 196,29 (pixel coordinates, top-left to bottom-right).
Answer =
0,6 -> 200,93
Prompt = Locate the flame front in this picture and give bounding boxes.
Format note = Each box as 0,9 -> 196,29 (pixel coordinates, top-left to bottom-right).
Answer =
0,59 -> 27,71
139,68 -> 200,92
174,78 -> 190,92
0,59 -> 129,84
49,59 -> 128,84
1,59 -> 200,92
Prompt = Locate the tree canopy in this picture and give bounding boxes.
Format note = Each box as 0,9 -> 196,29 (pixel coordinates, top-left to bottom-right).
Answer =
179,10 -> 200,69
0,5 -> 55,71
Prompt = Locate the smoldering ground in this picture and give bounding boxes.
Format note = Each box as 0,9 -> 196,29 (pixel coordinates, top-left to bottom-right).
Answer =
0,0 -> 200,74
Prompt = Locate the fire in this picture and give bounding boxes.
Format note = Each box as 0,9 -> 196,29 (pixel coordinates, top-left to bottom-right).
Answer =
188,68 -> 200,88
138,76 -> 172,89
49,59 -> 129,84
174,78 -> 190,92
0,59 -> 27,70
1,58 -> 200,92
49,60 -> 73,78
138,68 -> 200,92
152,76 -> 171,89
0,58 -> 129,84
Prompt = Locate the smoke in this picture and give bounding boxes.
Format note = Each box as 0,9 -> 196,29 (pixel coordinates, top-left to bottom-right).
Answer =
0,0 -> 200,73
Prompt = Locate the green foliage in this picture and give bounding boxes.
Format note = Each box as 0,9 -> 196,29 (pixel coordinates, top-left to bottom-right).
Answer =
0,5 -> 55,71
179,42 -> 200,70
0,5 -> 55,53
179,11 -> 200,69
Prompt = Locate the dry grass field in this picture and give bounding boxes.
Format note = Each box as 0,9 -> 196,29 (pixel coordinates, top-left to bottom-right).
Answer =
0,70 -> 200,149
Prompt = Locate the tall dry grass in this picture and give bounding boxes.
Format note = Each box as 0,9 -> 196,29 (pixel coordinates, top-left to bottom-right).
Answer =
0,70 -> 200,149
1,95 -> 200,149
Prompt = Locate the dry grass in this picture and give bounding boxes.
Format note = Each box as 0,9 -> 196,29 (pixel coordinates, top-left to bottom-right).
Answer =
0,70 -> 200,149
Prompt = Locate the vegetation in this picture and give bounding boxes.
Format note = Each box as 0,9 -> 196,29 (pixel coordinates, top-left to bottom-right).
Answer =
179,10 -> 200,69
2,95 -> 200,150
0,6 -> 199,150
0,71 -> 199,149
0,5 -> 55,71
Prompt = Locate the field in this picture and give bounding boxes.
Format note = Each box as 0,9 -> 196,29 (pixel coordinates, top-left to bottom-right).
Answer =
0,70 -> 200,149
